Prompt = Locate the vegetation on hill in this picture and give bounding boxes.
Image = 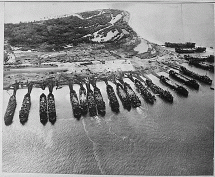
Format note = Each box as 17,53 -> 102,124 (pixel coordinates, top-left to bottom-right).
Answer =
5,9 -> 137,51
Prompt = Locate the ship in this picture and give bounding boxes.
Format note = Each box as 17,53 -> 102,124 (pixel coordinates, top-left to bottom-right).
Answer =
4,84 -> 18,126
123,82 -> 141,108
116,82 -> 131,111
104,80 -> 120,113
47,93 -> 56,124
145,79 -> 173,103
189,61 -> 214,72
134,79 -> 156,104
184,55 -> 214,63
180,66 -> 212,85
79,83 -> 88,115
40,93 -> 48,125
69,81 -> 82,119
169,70 -> 199,90
165,42 -> 195,48
175,47 -> 206,53
86,81 -> 97,117
160,75 -> 189,97
19,83 -> 33,125
92,83 -> 106,116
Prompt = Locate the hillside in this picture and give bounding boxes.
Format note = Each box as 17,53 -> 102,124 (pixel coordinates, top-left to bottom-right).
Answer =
4,9 -> 138,51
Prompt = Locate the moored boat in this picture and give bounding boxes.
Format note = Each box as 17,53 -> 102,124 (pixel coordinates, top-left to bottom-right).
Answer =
169,70 -> 199,90
48,93 -> 56,124
184,55 -> 214,63
160,75 -> 188,97
40,93 -> 48,125
165,42 -> 195,48
175,47 -> 206,53
189,61 -> 214,72
79,83 -> 88,115
145,79 -> 173,103
19,93 -> 31,125
93,85 -> 106,116
180,66 -> 212,85
86,82 -> 97,117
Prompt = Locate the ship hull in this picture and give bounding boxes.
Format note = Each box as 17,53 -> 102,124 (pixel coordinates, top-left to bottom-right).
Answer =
70,90 -> 82,120
79,87 -> 88,116
116,83 -> 131,111
19,93 -> 31,125
94,87 -> 106,116
4,95 -> 17,126
48,93 -> 56,124
106,84 -> 120,113
87,90 -> 97,117
40,93 -> 48,125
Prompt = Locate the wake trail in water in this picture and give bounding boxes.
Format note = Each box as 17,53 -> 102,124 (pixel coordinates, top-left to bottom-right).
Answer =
136,107 -> 147,118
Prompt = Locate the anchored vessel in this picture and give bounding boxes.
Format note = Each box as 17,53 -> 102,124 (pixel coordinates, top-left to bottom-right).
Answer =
184,55 -> 214,63
93,84 -> 106,116
189,61 -> 214,72
165,42 -> 195,48
69,82 -> 81,119
86,82 -> 97,117
160,75 -> 189,97
19,83 -> 33,125
123,82 -> 141,108
134,79 -> 156,104
180,66 -> 212,85
169,70 -> 199,90
116,82 -> 131,111
79,83 -> 88,115
105,80 -> 120,113
40,93 -> 48,125
175,47 -> 206,53
4,85 -> 18,126
145,79 -> 173,103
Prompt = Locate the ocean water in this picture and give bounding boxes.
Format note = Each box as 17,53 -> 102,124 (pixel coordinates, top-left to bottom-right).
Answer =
3,67 -> 214,175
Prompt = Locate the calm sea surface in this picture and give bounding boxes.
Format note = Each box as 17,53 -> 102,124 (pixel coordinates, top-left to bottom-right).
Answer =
3,64 -> 214,175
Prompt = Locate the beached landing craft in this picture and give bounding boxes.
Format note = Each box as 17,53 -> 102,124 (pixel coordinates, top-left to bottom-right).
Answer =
160,75 -> 189,97
134,78 -> 156,104
91,80 -> 106,116
169,70 -> 199,90
145,79 -> 173,103
86,80 -> 97,117
180,66 -> 212,85
40,93 -> 48,125
184,55 -> 214,63
69,81 -> 82,120
188,61 -> 214,72
79,82 -> 88,116
165,42 -> 195,48
4,83 -> 19,126
19,83 -> 33,125
175,47 -> 206,53
104,79 -> 120,113
47,81 -> 56,124
113,77 -> 131,111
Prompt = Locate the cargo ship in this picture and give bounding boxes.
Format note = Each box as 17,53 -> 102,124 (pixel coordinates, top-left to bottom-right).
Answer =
47,93 -> 56,124
169,70 -> 199,90
104,80 -> 120,113
93,83 -> 106,116
79,83 -> 88,115
184,55 -> 214,63
40,93 -> 48,125
189,61 -> 214,72
134,79 -> 156,104
145,79 -> 173,103
160,75 -> 188,97
123,82 -> 141,108
175,47 -> 206,53
19,83 -> 33,125
165,42 -> 195,48
86,81 -> 97,117
69,81 -> 81,119
115,82 -> 131,111
180,66 -> 212,85
4,84 -> 18,126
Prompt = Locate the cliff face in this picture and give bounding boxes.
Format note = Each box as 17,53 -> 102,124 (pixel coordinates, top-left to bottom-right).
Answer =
5,9 -> 137,51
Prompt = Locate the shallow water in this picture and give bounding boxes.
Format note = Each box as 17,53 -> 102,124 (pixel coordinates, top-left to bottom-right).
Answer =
3,69 -> 214,175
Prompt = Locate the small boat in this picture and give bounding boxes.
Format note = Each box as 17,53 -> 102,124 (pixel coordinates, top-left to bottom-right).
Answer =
160,75 -> 189,97
48,93 -> 56,124
93,85 -> 106,116
19,93 -> 31,125
189,61 -> 214,72
165,42 -> 195,48
86,82 -> 97,117
184,55 -> 214,63
4,94 -> 17,126
40,93 -> 48,125
175,47 -> 206,53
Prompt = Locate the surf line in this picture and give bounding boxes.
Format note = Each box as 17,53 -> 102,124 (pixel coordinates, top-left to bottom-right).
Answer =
82,119 -> 105,175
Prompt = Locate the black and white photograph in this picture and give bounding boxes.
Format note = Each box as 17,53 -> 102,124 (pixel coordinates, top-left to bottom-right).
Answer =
2,1 -> 214,176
